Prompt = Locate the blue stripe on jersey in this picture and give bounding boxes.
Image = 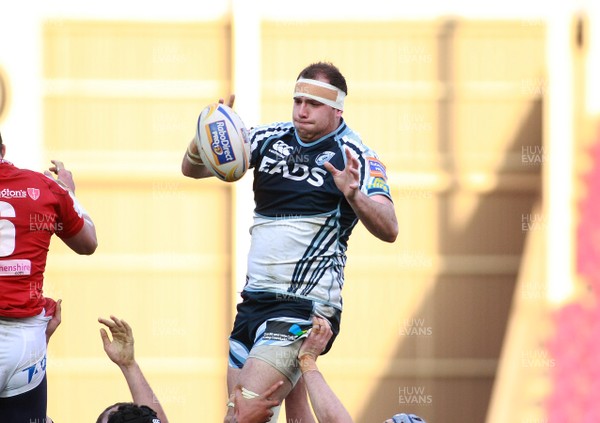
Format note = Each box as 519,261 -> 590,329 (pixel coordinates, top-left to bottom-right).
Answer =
340,136 -> 368,190
289,213 -> 339,293
300,210 -> 347,297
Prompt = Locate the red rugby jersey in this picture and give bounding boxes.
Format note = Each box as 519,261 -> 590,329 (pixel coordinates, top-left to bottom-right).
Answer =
0,160 -> 84,318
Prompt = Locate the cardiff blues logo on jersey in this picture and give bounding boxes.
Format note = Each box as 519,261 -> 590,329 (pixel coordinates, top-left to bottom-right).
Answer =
207,120 -> 236,165
315,151 -> 335,166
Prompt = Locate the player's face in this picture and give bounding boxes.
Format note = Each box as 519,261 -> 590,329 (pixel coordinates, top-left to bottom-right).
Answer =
293,79 -> 342,143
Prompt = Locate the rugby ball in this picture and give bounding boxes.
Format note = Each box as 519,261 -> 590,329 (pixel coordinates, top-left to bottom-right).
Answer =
195,103 -> 250,182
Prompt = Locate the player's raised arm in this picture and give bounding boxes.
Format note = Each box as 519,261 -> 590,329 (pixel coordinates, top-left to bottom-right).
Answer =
99,316 -> 169,423
298,317 -> 354,423
45,160 -> 98,254
324,148 -> 398,243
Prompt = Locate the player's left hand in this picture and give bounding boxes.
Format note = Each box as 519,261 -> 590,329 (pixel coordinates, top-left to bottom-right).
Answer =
324,147 -> 360,200
45,298 -> 62,344
99,316 -> 135,369
44,160 -> 76,192
233,381 -> 282,423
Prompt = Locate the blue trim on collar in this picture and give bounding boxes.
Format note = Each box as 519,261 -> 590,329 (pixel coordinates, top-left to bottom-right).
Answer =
294,119 -> 348,147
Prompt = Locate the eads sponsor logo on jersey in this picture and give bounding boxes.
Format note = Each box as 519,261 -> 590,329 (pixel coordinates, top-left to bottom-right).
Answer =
0,187 -> 40,200
259,141 -> 330,187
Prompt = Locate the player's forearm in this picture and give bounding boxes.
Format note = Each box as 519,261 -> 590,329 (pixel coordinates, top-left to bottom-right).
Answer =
347,192 -> 398,242
120,362 -> 169,423
302,368 -> 353,423
181,138 -> 214,179
58,185 -> 98,254
61,219 -> 97,255
181,154 -> 213,178
285,377 -> 316,423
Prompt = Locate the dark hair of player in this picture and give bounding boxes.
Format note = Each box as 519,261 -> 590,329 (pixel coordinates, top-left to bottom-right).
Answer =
297,62 -> 348,96
96,402 -> 160,423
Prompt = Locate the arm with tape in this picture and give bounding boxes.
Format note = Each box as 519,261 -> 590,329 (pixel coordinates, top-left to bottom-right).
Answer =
298,317 -> 353,423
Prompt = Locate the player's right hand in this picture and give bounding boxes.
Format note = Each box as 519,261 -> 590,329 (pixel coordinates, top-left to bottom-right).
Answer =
299,316 -> 333,361
218,94 -> 235,108
44,160 -> 76,192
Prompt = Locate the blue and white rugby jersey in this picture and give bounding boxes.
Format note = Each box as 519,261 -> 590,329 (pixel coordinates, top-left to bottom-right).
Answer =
245,119 -> 392,311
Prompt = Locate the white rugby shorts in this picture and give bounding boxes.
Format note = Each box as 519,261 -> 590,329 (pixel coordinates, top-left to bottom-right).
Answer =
0,310 -> 50,398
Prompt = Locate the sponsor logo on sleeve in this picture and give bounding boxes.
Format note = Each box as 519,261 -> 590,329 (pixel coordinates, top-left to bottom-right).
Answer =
367,177 -> 391,195
368,158 -> 387,179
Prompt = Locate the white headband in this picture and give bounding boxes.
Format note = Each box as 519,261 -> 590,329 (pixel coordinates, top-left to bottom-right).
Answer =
294,78 -> 346,111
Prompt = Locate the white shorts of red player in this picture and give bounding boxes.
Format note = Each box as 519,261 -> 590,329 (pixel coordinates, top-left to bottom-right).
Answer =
0,310 -> 50,398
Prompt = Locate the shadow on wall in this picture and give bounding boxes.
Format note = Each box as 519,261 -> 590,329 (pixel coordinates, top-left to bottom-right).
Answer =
356,19 -> 543,423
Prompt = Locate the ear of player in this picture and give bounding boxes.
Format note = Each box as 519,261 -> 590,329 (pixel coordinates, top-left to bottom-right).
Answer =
195,103 -> 250,182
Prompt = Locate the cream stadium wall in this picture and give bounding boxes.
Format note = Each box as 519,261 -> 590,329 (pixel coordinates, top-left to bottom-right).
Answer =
42,20 -> 233,422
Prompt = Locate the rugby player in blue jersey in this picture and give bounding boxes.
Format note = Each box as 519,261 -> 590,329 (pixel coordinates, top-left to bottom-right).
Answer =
182,62 -> 398,422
